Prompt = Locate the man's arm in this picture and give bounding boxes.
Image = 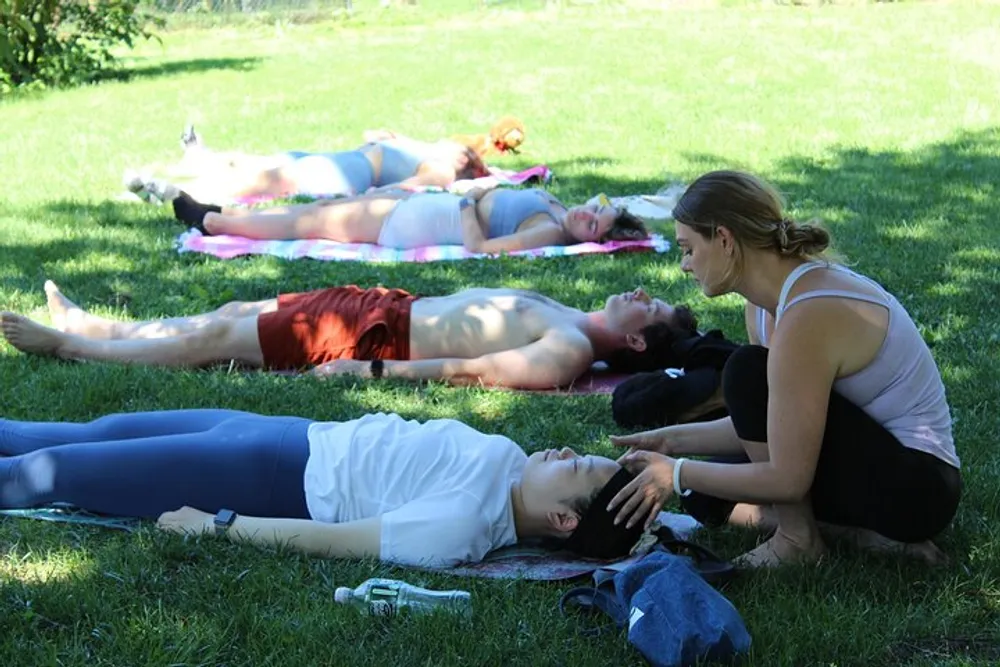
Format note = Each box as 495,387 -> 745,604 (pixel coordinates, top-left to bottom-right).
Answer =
158,507 -> 382,559
382,330 -> 594,389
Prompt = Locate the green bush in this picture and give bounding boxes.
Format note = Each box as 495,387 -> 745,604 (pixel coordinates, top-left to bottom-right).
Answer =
0,0 -> 163,91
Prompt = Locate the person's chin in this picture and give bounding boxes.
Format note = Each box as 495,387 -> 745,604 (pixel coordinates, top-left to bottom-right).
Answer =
701,283 -> 725,298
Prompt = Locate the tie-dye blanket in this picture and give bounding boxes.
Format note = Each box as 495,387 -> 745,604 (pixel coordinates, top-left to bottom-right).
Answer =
176,229 -> 670,263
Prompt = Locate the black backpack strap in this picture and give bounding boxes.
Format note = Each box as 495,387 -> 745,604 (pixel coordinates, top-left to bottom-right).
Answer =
654,534 -> 738,586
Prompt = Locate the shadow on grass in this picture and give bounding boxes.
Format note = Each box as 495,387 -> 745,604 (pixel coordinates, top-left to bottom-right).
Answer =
887,636 -> 1000,665
501,155 -> 672,200
119,56 -> 263,82
770,128 -> 1000,387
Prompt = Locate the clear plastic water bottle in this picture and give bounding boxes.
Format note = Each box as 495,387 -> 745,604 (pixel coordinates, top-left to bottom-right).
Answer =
334,578 -> 473,619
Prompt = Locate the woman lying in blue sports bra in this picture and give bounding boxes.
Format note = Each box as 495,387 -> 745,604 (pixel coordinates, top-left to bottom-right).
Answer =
131,126 -> 490,203
171,186 -> 649,252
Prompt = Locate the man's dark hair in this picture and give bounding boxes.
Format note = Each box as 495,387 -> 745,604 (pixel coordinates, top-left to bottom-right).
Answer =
563,468 -> 646,560
603,305 -> 700,373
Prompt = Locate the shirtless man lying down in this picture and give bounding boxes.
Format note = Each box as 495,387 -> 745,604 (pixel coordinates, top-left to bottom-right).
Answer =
1,281 -> 698,390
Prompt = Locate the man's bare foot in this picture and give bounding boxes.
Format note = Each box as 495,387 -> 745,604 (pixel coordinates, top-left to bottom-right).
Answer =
45,280 -> 86,333
735,529 -> 827,569
0,312 -> 67,357
820,524 -> 949,565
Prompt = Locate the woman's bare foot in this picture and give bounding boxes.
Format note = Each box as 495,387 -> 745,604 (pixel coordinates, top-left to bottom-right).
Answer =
729,503 -> 779,534
735,529 -> 827,568
0,312 -> 68,357
820,524 -> 949,565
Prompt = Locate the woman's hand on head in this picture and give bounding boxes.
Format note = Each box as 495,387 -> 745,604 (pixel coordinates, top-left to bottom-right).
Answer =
607,451 -> 676,530
610,426 -> 675,456
157,506 -> 213,536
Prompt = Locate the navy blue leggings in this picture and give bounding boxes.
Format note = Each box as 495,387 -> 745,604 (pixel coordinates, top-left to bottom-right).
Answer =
0,410 -> 312,519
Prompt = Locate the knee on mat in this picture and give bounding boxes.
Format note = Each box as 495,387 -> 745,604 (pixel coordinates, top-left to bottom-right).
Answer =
721,345 -> 769,414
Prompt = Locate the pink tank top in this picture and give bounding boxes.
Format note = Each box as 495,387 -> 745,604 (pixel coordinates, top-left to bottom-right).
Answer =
757,262 -> 959,468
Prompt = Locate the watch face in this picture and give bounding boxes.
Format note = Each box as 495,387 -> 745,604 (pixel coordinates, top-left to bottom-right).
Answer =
215,509 -> 236,527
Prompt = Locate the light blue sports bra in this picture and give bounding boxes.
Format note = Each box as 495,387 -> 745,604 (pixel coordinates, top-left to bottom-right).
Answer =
486,189 -> 562,238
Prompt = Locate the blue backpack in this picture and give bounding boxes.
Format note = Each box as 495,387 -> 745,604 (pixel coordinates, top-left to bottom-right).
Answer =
560,547 -> 751,667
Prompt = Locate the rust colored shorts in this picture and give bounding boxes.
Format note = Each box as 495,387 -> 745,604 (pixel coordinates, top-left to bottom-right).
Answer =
256,286 -> 417,371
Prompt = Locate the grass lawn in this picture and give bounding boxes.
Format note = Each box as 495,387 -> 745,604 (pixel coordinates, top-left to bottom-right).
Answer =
1,2 -> 999,665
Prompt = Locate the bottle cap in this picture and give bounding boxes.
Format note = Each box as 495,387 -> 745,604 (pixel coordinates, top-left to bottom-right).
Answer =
334,587 -> 352,604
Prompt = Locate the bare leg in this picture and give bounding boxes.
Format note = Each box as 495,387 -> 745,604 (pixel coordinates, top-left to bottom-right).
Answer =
217,188 -> 411,219
734,440 -> 827,568
203,196 -> 401,241
1,313 -> 264,368
147,149 -> 289,195
44,280 -> 277,340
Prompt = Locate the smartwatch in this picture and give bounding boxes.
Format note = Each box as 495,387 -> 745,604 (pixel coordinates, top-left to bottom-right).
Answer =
213,508 -> 238,536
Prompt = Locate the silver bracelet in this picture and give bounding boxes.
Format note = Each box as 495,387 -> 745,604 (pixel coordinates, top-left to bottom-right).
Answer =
673,458 -> 692,497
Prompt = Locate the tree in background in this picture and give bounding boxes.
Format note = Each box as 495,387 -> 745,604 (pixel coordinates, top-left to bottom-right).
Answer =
1,0 -> 162,91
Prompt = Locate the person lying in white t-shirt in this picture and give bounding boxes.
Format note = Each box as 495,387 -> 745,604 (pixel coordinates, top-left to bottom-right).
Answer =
0,409 -> 646,565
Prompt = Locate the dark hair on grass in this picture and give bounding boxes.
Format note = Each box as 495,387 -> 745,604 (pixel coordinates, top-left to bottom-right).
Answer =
603,209 -> 649,242
603,305 -> 700,373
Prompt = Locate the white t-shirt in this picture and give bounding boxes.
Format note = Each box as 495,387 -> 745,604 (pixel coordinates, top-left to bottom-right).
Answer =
304,413 -> 525,567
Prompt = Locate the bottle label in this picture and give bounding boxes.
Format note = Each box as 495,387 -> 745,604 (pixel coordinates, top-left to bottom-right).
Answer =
368,586 -> 399,617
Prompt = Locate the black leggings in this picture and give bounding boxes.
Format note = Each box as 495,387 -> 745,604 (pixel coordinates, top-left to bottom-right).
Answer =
680,346 -> 961,543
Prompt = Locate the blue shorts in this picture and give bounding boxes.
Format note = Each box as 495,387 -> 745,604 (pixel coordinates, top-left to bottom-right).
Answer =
283,150 -> 375,196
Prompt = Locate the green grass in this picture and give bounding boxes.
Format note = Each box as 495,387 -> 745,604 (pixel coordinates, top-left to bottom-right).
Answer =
2,2 -> 1000,665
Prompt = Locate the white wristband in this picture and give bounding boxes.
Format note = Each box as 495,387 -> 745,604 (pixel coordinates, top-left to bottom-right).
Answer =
673,458 -> 692,497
